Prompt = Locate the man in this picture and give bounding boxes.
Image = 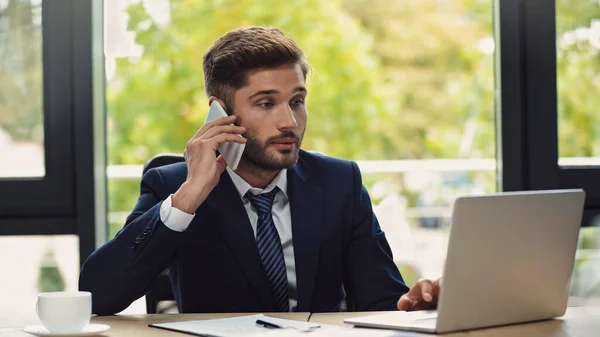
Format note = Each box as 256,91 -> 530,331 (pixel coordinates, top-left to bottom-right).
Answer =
79,26 -> 441,315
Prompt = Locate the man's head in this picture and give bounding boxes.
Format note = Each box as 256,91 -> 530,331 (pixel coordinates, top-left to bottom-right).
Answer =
203,27 -> 309,171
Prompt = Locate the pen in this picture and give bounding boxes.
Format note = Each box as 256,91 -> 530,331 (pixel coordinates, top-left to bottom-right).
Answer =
256,319 -> 283,329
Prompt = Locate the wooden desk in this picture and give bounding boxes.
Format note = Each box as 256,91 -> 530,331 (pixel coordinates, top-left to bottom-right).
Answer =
4,312 -> 310,337
5,308 -> 600,336
309,306 -> 600,337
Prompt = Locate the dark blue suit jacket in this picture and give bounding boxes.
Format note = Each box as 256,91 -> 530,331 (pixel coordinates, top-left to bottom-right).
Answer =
79,150 -> 409,315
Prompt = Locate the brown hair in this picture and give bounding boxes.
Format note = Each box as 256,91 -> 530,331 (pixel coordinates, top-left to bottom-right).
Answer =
203,26 -> 310,113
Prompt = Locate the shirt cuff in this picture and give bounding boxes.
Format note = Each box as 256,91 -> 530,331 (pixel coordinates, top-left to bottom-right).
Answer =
159,194 -> 195,232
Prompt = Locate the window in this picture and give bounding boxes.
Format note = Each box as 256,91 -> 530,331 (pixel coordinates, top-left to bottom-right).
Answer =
0,234 -> 144,319
0,236 -> 79,319
0,0 -> 45,178
496,0 -> 600,226
0,0 -> 591,318
571,226 -> 600,303
0,0 -> 104,303
494,0 -> 600,300
556,0 -> 600,164
0,0 -> 77,220
105,0 -> 496,290
102,0 -> 600,314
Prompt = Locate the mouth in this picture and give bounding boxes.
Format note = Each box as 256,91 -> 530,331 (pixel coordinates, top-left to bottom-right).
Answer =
270,137 -> 298,151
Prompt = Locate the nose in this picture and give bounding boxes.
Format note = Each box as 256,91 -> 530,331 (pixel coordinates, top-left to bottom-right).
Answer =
277,104 -> 298,130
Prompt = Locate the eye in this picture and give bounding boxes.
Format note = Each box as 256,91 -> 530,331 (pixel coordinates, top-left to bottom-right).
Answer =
290,99 -> 305,107
258,102 -> 274,109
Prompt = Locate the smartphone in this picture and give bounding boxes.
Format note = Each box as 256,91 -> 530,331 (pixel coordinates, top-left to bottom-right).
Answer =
203,101 -> 245,170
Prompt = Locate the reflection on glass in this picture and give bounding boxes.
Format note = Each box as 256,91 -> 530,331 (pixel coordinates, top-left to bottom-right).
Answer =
556,0 -> 600,163
38,247 -> 66,293
364,170 -> 495,286
0,0 -> 45,177
571,225 -> 600,305
104,0 -> 495,289
0,236 -> 78,320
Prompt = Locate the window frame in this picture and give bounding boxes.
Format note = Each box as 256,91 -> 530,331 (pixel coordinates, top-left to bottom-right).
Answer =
2,0 -> 595,269
0,0 -> 106,264
0,0 -> 76,218
496,0 -> 600,226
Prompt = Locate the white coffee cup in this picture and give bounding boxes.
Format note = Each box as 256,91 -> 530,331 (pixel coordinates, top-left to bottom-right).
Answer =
36,291 -> 92,333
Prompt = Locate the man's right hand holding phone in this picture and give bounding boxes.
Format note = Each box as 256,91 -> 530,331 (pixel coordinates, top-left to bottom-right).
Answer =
172,115 -> 246,214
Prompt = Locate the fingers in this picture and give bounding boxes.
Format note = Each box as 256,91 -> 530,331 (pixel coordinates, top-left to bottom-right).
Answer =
419,279 -> 434,302
405,279 -> 422,300
202,124 -> 246,140
398,278 -> 441,312
192,115 -> 238,140
185,116 -> 245,160
216,155 -> 227,174
397,295 -> 412,311
208,133 -> 247,150
184,132 -> 246,164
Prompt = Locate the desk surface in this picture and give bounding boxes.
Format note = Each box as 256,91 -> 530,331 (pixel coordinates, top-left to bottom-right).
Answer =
309,306 -> 600,337
3,307 -> 599,337
2,313 -> 310,337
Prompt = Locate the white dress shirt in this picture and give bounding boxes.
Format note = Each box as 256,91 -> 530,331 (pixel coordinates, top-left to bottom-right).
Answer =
159,168 -> 298,311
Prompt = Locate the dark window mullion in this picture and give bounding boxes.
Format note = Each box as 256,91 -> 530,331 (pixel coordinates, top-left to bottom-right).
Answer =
522,0 -> 600,224
0,0 -> 76,218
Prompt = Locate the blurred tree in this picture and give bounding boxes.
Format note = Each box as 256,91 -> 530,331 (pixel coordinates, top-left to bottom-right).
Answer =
0,0 -> 43,143
38,247 -> 65,293
107,0 -> 393,235
556,0 -> 600,158
342,0 -> 495,159
107,0 -> 600,237
108,0 -> 390,166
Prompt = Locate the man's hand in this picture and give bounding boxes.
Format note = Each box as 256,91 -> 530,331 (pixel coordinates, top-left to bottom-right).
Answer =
397,278 -> 442,311
172,115 -> 246,214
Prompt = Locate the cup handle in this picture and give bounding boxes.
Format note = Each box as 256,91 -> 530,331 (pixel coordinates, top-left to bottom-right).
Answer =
35,298 -> 40,318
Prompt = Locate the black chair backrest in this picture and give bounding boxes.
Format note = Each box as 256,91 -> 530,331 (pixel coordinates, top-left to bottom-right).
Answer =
142,153 -> 185,314
144,154 -> 185,173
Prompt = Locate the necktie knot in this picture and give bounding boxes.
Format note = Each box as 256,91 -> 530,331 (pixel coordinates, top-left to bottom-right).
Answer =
245,187 -> 279,215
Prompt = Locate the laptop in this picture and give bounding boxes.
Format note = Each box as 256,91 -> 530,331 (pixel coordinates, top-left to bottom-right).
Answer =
345,189 -> 585,334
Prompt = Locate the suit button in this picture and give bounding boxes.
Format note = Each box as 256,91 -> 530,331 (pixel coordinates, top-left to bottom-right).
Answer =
143,228 -> 151,235
134,237 -> 142,244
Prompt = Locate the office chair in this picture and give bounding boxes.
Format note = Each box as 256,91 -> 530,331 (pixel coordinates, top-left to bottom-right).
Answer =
142,153 -> 185,314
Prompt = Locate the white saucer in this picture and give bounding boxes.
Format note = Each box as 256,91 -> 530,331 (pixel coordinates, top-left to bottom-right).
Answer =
23,324 -> 110,336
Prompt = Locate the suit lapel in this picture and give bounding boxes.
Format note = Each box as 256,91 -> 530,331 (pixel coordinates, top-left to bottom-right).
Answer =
288,157 -> 322,312
205,172 -> 277,311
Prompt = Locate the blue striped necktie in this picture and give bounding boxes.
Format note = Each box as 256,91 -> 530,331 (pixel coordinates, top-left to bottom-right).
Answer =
245,187 -> 290,312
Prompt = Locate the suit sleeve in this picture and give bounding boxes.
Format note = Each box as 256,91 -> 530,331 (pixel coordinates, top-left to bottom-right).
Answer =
343,161 -> 410,311
79,168 -> 184,315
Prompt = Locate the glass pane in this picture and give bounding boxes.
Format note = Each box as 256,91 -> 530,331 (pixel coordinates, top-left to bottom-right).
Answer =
556,0 -> 600,165
571,225 -> 600,305
0,0 -> 44,178
0,236 -> 79,322
0,235 -> 147,320
105,0 -> 495,291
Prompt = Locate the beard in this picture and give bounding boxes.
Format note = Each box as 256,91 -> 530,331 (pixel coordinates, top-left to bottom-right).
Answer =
241,129 -> 303,171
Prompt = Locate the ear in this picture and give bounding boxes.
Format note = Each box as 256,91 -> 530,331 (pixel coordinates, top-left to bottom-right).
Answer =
208,96 -> 230,115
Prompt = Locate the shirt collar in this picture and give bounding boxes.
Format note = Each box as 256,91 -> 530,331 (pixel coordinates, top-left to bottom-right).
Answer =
226,167 -> 288,199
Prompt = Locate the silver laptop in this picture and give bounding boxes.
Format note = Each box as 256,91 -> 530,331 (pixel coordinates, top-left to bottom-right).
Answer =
345,189 -> 585,334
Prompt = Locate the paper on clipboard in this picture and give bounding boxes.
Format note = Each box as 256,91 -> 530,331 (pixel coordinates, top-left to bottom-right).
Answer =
149,314 -> 320,337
